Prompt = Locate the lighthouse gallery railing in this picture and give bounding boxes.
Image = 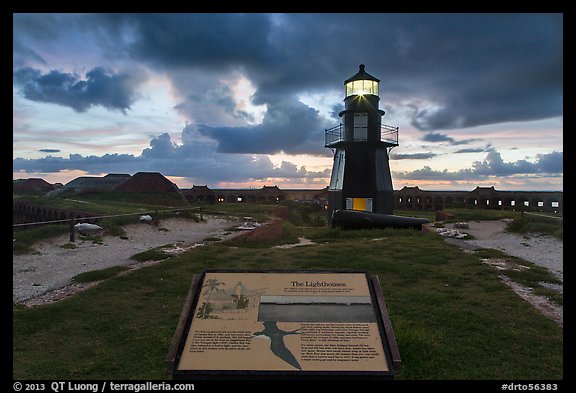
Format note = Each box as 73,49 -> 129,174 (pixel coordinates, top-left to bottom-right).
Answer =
325,124 -> 398,147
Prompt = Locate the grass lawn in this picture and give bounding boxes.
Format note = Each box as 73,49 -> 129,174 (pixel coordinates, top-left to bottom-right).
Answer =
13,196 -> 280,255
13,225 -> 562,380
14,191 -> 190,214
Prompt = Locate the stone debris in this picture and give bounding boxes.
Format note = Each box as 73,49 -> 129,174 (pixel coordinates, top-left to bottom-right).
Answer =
74,223 -> 104,236
481,258 -> 529,272
22,281 -> 101,307
499,275 -> 563,327
139,215 -> 153,223
435,227 -> 468,239
237,217 -> 262,230
274,237 -> 316,249
540,281 -> 563,294
162,243 -> 205,254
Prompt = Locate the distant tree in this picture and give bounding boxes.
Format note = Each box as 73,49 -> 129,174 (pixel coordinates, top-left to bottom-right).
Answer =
202,278 -> 224,301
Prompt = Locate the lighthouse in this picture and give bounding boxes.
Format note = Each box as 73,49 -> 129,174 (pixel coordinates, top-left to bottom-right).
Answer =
325,64 -> 399,223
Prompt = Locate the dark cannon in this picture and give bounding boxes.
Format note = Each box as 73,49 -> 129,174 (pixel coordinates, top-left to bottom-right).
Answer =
331,209 -> 429,230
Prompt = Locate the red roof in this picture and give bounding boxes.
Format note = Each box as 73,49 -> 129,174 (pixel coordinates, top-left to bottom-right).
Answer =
113,172 -> 180,193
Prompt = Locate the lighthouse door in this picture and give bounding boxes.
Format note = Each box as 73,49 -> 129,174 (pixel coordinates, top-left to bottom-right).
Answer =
353,113 -> 368,141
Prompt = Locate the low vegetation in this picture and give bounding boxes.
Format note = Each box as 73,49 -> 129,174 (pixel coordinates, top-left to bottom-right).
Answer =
198,203 -> 277,223
13,218 -> 562,380
130,247 -> 172,262
13,224 -> 69,255
473,248 -> 563,306
397,208 -> 562,239
443,208 -> 520,221
506,213 -> 563,240
13,195 -> 218,254
13,190 -> 190,214
283,201 -> 327,227
202,236 -> 222,242
72,266 -> 130,283
13,199 -> 563,379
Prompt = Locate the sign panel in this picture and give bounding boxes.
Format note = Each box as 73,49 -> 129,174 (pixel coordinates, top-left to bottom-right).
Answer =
170,270 -> 396,379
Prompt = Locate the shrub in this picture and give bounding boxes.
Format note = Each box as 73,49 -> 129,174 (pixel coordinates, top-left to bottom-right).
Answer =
72,266 -> 129,283
130,248 -> 171,261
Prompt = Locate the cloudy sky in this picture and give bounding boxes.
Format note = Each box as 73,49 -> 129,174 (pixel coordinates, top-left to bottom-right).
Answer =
13,13 -> 563,191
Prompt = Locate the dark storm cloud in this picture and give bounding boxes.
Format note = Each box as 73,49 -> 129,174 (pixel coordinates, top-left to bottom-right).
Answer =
454,145 -> 493,154
13,66 -> 145,113
196,97 -> 330,154
124,13 -> 274,70
14,13 -> 563,132
80,13 -> 559,151
251,13 -> 562,131
13,153 -> 139,175
422,133 -> 455,143
535,151 -> 563,173
108,13 -> 353,91
391,152 -> 437,160
422,133 -> 481,146
13,125 -> 563,187
168,70 -> 259,127
396,150 -> 563,181
13,40 -> 46,67
12,12 -> 563,174
396,166 -> 456,181
13,13 -> 70,42
102,13 -> 344,154
141,132 -> 177,158
13,126 -> 332,185
470,150 -> 563,176
387,13 -> 563,131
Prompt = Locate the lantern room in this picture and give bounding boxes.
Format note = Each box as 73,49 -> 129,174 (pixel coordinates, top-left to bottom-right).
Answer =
344,64 -> 379,97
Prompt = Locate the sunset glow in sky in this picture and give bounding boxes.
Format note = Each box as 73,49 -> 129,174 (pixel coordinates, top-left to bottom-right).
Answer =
13,13 -> 563,191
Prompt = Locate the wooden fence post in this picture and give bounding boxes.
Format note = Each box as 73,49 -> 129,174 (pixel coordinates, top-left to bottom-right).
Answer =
69,217 -> 75,242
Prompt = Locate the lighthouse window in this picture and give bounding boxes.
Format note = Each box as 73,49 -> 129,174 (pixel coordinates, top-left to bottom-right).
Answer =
345,80 -> 378,97
329,150 -> 345,190
354,113 -> 368,141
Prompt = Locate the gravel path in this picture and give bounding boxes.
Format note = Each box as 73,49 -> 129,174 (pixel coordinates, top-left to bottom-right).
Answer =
443,219 -> 563,281
13,216 -> 242,302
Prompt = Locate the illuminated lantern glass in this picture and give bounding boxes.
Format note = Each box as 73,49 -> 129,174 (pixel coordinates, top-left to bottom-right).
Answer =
345,79 -> 378,97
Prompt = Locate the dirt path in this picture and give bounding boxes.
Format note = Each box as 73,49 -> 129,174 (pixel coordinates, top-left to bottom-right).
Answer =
443,219 -> 563,281
441,219 -> 563,326
13,216 -> 242,303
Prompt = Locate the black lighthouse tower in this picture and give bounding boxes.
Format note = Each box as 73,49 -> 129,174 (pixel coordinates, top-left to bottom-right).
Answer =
326,64 -> 399,223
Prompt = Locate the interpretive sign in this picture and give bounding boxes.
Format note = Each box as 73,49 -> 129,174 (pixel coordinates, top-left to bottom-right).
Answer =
167,270 -> 399,379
